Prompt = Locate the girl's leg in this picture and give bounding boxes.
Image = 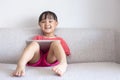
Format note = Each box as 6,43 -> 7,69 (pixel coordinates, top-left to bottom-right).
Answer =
13,42 -> 40,77
47,41 -> 67,76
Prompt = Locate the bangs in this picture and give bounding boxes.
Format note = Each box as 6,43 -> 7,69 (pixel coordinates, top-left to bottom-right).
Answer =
42,13 -> 54,20
39,11 -> 58,22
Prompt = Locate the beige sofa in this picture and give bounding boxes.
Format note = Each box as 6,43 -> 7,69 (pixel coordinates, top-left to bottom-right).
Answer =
0,28 -> 120,80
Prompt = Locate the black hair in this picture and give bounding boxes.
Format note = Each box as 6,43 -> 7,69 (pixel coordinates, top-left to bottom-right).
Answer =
38,11 -> 58,23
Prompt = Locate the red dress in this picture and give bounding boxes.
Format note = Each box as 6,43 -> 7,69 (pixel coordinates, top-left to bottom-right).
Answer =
27,35 -> 70,67
33,35 -> 70,56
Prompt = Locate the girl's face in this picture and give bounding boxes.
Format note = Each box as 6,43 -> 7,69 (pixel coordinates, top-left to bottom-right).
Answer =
39,17 -> 58,35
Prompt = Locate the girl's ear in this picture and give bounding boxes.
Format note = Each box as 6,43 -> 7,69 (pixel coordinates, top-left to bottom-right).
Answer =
38,22 -> 41,28
55,22 -> 58,27
38,22 -> 41,26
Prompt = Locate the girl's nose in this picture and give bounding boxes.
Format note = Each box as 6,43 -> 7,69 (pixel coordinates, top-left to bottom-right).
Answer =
45,21 -> 49,26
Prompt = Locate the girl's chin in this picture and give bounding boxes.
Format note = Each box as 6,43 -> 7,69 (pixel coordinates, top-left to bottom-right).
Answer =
43,31 -> 52,34
44,29 -> 51,32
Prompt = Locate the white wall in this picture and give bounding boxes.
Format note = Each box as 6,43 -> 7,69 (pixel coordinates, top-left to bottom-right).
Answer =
0,0 -> 119,29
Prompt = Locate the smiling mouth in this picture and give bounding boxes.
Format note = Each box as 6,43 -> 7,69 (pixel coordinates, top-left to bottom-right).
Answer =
45,26 -> 51,29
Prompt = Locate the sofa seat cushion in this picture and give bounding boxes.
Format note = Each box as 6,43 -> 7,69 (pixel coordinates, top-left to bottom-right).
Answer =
0,62 -> 120,80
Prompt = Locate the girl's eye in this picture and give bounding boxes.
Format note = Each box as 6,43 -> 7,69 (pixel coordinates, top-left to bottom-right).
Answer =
49,21 -> 53,23
40,20 -> 54,23
41,21 -> 45,23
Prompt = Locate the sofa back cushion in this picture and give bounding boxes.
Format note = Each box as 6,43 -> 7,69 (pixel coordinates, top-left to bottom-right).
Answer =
0,28 -> 116,64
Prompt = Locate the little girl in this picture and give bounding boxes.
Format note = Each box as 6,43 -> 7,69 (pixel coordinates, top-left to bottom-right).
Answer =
12,11 -> 70,77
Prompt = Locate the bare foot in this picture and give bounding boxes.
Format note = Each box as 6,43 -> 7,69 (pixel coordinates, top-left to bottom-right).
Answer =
52,63 -> 67,76
12,65 -> 25,77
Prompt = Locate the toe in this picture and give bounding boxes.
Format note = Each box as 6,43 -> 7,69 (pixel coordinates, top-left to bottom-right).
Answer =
52,66 -> 57,72
57,69 -> 63,76
17,72 -> 21,77
21,71 -> 25,76
53,68 -> 63,76
57,70 -> 62,76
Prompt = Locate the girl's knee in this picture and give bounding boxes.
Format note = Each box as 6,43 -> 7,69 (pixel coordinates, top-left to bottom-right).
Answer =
51,40 -> 61,47
28,41 -> 40,49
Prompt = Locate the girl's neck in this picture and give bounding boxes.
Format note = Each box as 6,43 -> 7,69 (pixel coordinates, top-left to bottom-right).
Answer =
43,33 -> 56,38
